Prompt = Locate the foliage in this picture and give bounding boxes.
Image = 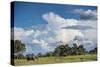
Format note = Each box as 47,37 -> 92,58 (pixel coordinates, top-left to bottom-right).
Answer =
26,54 -> 35,61
89,47 -> 97,54
37,53 -> 42,57
14,40 -> 26,53
13,40 -> 97,61
43,52 -> 53,57
14,54 -> 25,59
53,43 -> 86,56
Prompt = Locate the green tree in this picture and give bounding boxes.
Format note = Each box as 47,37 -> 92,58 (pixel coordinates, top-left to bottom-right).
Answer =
26,54 -> 35,61
89,47 -> 97,54
71,43 -> 85,55
15,54 -> 25,59
14,40 -> 26,53
71,43 -> 78,55
44,52 -> 53,57
54,45 -> 69,56
77,45 -> 85,55
37,53 -> 42,57
53,43 -> 87,57
65,44 -> 72,55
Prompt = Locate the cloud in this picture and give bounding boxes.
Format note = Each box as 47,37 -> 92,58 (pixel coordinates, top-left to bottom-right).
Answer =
14,27 -> 34,40
62,25 -> 94,30
13,11 -> 97,54
32,39 -> 40,44
72,36 -> 97,51
13,26 -> 59,54
14,27 -> 25,40
42,12 -> 78,28
42,12 -> 84,43
78,20 -> 97,29
74,9 -> 97,20
42,12 -> 97,51
83,30 -> 97,43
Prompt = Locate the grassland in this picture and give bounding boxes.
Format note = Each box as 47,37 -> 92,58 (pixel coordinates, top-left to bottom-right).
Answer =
14,54 -> 97,66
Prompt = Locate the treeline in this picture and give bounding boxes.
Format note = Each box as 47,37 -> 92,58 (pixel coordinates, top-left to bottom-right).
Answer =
36,43 -> 97,57
13,40 -> 97,60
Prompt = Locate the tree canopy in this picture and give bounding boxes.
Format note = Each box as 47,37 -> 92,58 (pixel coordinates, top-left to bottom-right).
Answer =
14,40 -> 26,53
53,43 -> 86,56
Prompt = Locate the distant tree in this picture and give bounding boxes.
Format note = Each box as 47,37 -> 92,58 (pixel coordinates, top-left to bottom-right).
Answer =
26,54 -> 35,61
53,43 -> 86,56
73,43 -> 78,48
89,47 -> 97,54
37,53 -> 42,57
54,45 -> 69,56
14,40 -> 26,54
77,45 -> 85,55
71,43 -> 78,55
54,46 -> 61,56
65,44 -> 72,56
71,43 -> 86,55
44,52 -> 53,57
38,43 -> 87,57
15,54 -> 25,59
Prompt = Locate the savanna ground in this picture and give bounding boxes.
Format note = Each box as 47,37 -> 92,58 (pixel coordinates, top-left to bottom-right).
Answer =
14,54 -> 97,66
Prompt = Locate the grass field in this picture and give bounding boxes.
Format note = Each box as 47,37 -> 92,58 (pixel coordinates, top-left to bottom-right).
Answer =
14,54 -> 97,65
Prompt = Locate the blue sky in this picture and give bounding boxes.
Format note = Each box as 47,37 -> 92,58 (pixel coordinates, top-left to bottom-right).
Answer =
13,1 -> 97,54
14,1 -> 97,28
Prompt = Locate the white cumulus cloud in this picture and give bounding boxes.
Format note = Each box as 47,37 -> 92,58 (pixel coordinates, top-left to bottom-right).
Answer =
13,11 -> 97,54
42,12 -> 84,44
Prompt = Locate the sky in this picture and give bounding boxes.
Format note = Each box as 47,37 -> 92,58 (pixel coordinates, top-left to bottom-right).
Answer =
12,1 -> 97,55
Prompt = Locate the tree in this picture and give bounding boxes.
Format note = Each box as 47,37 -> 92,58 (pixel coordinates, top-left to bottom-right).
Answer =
77,45 -> 85,55
14,40 -> 26,54
89,47 -> 97,54
26,54 -> 35,61
37,53 -> 42,57
54,46 -> 61,56
71,43 -> 78,55
54,45 -> 70,56
65,44 -> 72,56
71,43 -> 86,55
44,52 -> 53,57
15,54 -> 25,59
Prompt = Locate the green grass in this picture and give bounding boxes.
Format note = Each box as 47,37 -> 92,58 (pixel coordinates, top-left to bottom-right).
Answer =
14,54 -> 97,66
